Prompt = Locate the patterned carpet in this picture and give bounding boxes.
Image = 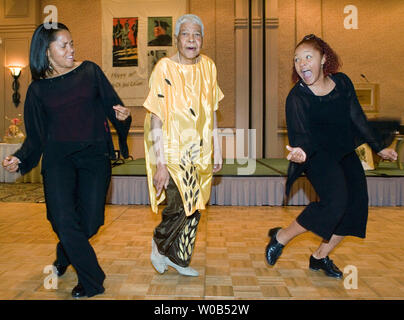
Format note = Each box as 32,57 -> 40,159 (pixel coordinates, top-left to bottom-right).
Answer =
0,183 -> 44,203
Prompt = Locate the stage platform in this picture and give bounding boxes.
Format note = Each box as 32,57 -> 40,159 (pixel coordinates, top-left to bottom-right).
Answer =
107,158 -> 404,206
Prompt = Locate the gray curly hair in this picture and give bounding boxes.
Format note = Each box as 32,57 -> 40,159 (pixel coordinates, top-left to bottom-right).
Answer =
174,14 -> 204,37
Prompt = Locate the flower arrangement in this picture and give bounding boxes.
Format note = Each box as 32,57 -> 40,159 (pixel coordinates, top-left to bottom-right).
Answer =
4,114 -> 25,143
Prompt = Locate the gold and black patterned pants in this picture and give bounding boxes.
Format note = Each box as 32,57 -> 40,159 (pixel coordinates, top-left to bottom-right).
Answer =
153,176 -> 201,267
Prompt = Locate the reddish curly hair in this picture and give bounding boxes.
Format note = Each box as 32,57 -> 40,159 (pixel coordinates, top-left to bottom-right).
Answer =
292,34 -> 341,83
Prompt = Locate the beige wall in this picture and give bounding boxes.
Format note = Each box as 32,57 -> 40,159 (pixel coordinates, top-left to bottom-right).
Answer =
189,0 -> 236,160
322,0 -> 404,120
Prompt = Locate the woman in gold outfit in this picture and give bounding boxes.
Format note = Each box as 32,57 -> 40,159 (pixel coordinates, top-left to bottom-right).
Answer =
143,14 -> 223,276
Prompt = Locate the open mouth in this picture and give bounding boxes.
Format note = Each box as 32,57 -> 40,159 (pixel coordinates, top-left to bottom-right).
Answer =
301,69 -> 312,81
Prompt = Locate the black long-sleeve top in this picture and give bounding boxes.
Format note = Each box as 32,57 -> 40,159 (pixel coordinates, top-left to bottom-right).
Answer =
14,61 -> 132,175
285,72 -> 385,196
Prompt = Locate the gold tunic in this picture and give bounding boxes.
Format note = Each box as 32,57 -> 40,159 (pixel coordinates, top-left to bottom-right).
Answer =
143,55 -> 224,216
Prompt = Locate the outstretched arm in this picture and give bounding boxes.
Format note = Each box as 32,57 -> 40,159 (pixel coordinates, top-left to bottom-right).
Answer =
342,73 -> 397,161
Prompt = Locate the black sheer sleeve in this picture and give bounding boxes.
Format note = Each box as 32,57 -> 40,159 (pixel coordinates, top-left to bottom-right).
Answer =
285,88 -> 319,196
93,63 -> 132,158
338,73 -> 384,153
285,89 -> 318,158
13,85 -> 47,175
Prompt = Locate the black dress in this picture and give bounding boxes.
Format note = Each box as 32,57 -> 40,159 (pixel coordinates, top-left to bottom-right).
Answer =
13,61 -> 131,296
285,72 -> 385,240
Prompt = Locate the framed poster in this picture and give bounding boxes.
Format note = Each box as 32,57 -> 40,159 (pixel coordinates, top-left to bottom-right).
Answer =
113,17 -> 138,67
147,17 -> 173,46
101,0 -> 186,105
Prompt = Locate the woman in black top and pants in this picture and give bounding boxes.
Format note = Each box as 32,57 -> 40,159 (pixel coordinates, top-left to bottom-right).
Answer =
2,23 -> 131,297
265,34 -> 397,278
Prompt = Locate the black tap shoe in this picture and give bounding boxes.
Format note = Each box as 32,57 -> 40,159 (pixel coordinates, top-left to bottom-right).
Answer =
265,227 -> 284,266
309,255 -> 343,279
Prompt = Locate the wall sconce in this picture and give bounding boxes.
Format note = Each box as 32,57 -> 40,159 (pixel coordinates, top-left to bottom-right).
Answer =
9,66 -> 22,107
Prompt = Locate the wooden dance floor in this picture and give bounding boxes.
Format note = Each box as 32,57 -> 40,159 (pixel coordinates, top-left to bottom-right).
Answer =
1,202 -> 404,300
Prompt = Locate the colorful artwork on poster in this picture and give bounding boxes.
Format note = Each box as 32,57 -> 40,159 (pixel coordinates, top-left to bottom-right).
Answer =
148,17 -> 173,46
148,50 -> 168,77
113,17 -> 138,67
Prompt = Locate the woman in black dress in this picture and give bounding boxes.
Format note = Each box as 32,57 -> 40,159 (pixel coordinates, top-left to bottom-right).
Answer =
2,23 -> 131,297
265,34 -> 397,278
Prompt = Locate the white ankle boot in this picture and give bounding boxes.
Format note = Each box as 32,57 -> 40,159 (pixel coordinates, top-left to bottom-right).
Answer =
165,257 -> 199,277
151,239 -> 168,274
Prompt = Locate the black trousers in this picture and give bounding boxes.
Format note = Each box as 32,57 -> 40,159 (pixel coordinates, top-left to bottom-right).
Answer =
42,146 -> 111,297
153,177 -> 201,267
297,151 -> 368,241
